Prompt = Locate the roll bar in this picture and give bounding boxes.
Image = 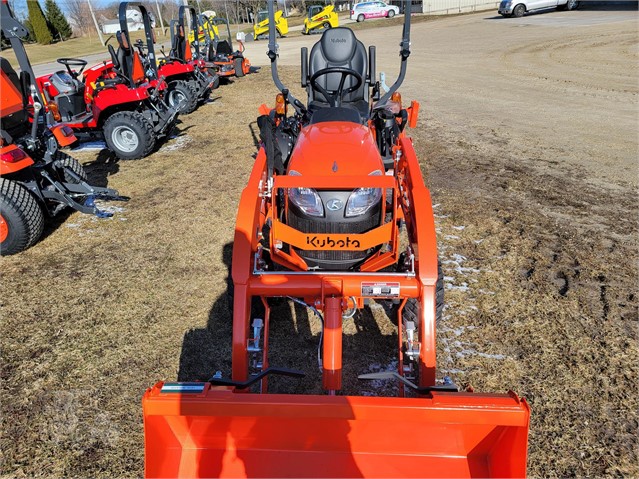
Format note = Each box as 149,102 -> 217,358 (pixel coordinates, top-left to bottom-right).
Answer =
266,0 -> 305,114
210,17 -> 234,51
376,1 -> 411,106
178,5 -> 200,59
266,0 -> 411,113
118,2 -> 158,79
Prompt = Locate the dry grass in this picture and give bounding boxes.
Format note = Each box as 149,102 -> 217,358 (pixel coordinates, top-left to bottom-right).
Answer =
1,66 -> 637,477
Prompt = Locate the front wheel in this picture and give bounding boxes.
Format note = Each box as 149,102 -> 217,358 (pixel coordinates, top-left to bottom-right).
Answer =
0,178 -> 44,256
512,3 -> 525,17
387,9 -> 395,18
103,111 -> 156,160
166,80 -> 198,114
566,0 -> 579,10
322,22 -> 331,29
357,14 -> 365,22
234,57 -> 245,78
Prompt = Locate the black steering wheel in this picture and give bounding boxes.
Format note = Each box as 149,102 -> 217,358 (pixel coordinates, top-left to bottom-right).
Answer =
310,67 -> 363,108
57,58 -> 87,78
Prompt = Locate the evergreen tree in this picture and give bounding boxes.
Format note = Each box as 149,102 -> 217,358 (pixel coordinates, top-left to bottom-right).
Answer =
27,0 -> 53,45
45,0 -> 72,40
23,19 -> 37,43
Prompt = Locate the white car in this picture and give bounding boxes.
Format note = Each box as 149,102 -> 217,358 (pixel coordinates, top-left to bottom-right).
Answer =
350,1 -> 400,22
499,0 -> 578,17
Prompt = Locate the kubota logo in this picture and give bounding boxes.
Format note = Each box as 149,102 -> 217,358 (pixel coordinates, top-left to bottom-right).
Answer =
306,236 -> 361,248
331,38 -> 347,43
326,199 -> 343,211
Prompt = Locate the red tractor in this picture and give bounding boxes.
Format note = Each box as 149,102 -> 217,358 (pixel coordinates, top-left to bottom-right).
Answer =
164,5 -> 220,103
33,3 -> 178,160
0,1 -> 127,255
197,14 -> 253,79
130,4 -> 217,114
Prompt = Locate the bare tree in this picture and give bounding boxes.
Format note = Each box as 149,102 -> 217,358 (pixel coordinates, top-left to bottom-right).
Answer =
67,0 -> 93,35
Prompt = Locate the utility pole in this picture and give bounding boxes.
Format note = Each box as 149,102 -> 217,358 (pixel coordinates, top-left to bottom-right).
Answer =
86,0 -> 105,45
154,0 -> 166,34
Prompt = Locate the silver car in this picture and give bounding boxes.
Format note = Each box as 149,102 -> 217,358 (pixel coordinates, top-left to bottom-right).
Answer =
499,0 -> 579,17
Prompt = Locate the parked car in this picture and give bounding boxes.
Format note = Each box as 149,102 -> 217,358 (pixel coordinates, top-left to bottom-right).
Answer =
499,0 -> 579,17
350,1 -> 400,22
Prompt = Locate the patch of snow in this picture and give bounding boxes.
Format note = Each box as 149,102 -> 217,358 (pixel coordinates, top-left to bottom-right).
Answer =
160,135 -> 192,152
452,225 -> 466,231
445,234 -> 460,240
72,141 -> 107,151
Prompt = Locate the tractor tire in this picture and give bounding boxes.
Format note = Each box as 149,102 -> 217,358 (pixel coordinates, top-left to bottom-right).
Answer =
103,111 -> 155,160
166,80 -> 198,115
276,29 -> 283,38
322,22 -> 331,29
234,57 -> 245,78
56,152 -> 88,183
387,9 -> 395,18
512,3 -> 525,17
398,261 -> 444,326
212,75 -> 220,90
0,178 -> 44,256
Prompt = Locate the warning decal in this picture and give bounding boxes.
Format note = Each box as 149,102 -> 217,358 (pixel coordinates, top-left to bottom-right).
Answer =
361,282 -> 400,298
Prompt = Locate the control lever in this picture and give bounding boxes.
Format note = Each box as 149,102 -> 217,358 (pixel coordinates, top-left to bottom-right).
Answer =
208,367 -> 305,390
358,371 -> 459,394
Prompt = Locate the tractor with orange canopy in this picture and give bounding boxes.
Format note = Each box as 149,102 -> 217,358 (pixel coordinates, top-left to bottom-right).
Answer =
142,1 -> 530,476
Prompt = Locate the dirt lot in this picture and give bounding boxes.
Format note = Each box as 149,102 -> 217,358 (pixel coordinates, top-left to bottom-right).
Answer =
2,9 -> 637,478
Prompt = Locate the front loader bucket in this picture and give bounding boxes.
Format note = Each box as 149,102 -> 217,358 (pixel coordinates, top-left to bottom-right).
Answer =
143,383 -> 530,478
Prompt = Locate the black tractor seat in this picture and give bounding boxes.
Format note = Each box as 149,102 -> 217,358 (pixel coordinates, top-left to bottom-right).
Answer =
307,27 -> 369,120
308,105 -> 364,125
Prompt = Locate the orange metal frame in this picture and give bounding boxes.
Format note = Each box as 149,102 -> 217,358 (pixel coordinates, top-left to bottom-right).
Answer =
231,111 -> 440,391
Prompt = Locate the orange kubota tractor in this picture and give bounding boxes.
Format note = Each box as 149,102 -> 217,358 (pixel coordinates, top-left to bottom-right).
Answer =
142,1 -> 530,476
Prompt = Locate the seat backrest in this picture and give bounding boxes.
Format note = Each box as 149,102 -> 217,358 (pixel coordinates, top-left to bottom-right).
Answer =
116,31 -> 131,80
308,28 -> 367,105
0,57 -> 29,138
216,40 -> 233,56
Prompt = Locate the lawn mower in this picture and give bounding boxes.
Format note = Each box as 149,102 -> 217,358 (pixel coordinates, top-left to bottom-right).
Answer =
142,1 -> 530,476
196,13 -> 252,79
0,3 -> 127,255
302,4 -> 339,34
27,4 -> 178,160
166,6 -> 220,100
253,9 -> 288,40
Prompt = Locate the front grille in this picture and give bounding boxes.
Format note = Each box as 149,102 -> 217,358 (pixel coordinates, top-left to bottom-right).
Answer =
288,208 -> 381,267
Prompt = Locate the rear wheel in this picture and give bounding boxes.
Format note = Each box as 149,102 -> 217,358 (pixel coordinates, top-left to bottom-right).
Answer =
387,9 -> 395,18
234,57 -> 245,78
0,178 -> 44,256
103,111 -> 156,160
166,80 -> 198,114
322,22 -> 331,29
512,3 -> 525,17
357,14 -> 365,22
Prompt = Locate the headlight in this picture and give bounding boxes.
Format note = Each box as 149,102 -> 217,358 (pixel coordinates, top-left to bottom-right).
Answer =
345,170 -> 382,217
288,170 -> 324,217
